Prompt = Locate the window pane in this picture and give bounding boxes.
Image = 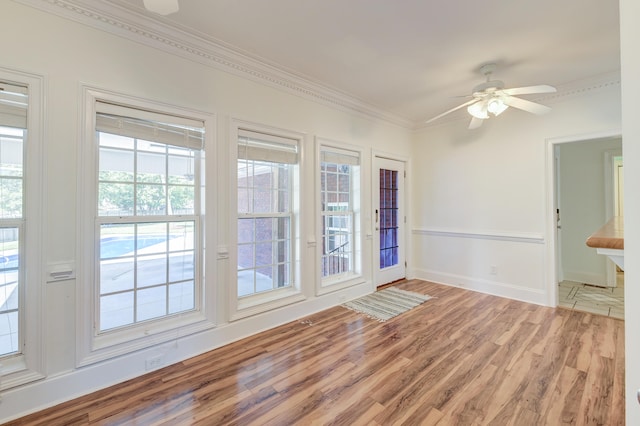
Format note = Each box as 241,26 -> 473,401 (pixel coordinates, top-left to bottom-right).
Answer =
0,312 -> 19,356
255,218 -> 273,242
169,281 -> 194,314
100,258 -> 134,294
99,182 -> 134,216
136,184 -> 166,215
170,222 -> 194,251
0,134 -> 23,177
137,255 -> 167,288
379,168 -> 398,270
0,226 -> 19,357
100,224 -> 135,258
169,251 -> 194,282
137,286 -> 167,322
0,227 -> 19,356
168,152 -> 194,184
238,218 -> 254,244
100,292 -> 134,331
99,148 -> 134,182
0,177 -> 22,219
238,270 -> 255,297
238,244 -> 254,269
137,151 -> 166,183
255,242 -> 273,267
255,266 -> 273,293
238,187 -> 251,214
253,188 -> 272,213
169,186 -> 194,215
98,220 -> 196,331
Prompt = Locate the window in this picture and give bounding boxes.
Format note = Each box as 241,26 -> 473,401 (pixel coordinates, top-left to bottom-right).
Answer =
237,129 -> 297,299
0,72 -> 44,388
79,89 -> 214,364
319,146 -> 361,284
0,101 -> 25,357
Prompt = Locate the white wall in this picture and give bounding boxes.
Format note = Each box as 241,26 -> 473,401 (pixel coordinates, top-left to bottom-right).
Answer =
0,2 -> 412,421
411,79 -> 621,305
620,0 -> 640,423
558,137 -> 622,286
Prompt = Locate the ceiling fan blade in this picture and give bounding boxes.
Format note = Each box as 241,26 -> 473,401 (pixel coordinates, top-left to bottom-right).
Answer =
503,95 -> 552,115
143,0 -> 179,15
501,85 -> 556,96
468,116 -> 484,130
425,98 -> 479,124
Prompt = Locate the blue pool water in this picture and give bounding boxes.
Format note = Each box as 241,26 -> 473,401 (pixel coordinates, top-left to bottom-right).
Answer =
0,235 -> 178,270
100,235 -> 174,259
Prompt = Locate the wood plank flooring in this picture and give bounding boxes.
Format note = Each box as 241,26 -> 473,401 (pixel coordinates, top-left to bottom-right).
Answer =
7,280 -> 624,425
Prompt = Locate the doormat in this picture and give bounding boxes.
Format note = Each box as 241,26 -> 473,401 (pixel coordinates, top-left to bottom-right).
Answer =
342,286 -> 432,322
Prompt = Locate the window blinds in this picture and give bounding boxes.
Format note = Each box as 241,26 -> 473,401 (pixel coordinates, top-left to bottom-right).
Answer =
320,146 -> 360,166
237,129 -> 298,164
95,101 -> 205,150
0,82 -> 28,129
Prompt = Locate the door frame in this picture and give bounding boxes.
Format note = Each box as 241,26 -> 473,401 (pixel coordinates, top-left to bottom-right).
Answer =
605,148 -> 623,286
545,129 -> 622,306
372,151 -> 409,287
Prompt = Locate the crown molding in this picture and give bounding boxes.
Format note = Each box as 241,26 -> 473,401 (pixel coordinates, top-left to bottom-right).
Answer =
14,0 -> 413,129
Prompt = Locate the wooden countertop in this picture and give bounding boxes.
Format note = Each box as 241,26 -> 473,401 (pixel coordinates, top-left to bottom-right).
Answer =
586,216 -> 624,250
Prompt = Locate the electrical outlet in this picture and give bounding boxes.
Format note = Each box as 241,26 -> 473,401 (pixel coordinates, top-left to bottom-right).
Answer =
490,265 -> 498,275
145,355 -> 164,371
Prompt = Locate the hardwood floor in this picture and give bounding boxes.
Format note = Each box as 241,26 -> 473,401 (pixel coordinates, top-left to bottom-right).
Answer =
8,280 -> 624,425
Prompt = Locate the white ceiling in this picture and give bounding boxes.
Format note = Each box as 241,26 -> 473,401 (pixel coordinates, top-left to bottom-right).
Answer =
106,0 -> 620,125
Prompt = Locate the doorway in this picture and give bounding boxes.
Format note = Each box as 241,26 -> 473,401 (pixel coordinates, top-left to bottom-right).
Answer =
373,156 -> 406,287
549,133 -> 623,317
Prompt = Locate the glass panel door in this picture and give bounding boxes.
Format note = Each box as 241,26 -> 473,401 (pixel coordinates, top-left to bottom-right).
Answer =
374,157 -> 405,286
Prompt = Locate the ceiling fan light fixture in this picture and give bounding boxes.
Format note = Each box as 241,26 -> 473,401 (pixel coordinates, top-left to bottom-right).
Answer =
467,101 -> 489,119
425,63 -> 556,129
487,97 -> 508,116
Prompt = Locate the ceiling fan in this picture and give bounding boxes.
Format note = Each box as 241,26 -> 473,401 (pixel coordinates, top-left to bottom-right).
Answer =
143,0 -> 179,15
426,63 -> 557,129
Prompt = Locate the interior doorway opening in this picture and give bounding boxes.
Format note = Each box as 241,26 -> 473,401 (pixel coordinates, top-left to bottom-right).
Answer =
549,132 -> 623,318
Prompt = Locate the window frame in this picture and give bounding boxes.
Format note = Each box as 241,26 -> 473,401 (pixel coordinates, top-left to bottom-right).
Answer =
0,68 -> 45,390
230,120 -> 305,320
77,87 -> 216,366
316,138 -> 364,294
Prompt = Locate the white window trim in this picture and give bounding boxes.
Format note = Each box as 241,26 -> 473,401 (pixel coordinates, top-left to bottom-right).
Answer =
316,137 -> 365,295
77,87 -> 216,367
0,68 -> 45,390
230,119 -> 305,321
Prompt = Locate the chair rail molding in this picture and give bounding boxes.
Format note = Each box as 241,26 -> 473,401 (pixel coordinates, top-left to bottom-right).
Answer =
412,227 -> 545,244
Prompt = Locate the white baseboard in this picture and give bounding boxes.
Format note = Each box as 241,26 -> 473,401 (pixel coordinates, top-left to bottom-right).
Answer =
413,268 -> 549,306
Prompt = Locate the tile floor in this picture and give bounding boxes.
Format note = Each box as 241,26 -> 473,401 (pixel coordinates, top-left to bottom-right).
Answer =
558,272 -> 624,319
